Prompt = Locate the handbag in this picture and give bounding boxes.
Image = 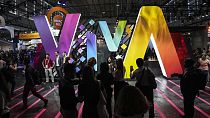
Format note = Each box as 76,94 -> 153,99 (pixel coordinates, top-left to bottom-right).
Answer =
97,81 -> 109,118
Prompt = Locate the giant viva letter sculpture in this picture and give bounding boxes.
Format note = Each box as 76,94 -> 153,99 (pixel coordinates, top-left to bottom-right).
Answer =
33,14 -> 81,59
124,6 -> 183,78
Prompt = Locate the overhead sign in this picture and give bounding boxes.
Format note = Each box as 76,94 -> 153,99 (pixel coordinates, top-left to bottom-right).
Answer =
19,33 -> 40,39
124,6 -> 183,78
47,6 -> 68,30
34,6 -> 183,78
0,16 -> 5,27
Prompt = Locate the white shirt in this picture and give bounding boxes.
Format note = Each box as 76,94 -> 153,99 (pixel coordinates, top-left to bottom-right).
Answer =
56,56 -> 60,67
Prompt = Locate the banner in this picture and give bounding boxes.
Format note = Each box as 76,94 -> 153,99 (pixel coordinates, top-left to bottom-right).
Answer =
19,33 -> 40,39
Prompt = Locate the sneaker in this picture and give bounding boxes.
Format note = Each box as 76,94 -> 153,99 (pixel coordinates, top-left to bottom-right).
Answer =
44,99 -> 48,107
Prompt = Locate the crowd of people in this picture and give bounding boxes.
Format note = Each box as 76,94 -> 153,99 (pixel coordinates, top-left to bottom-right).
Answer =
0,48 -> 209,118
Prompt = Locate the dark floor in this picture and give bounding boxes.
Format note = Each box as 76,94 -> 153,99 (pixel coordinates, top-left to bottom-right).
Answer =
8,63 -> 210,118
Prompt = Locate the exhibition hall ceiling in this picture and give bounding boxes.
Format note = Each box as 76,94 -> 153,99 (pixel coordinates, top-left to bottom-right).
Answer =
0,0 -> 209,30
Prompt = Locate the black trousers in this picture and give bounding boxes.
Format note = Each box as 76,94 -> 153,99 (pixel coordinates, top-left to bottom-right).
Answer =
135,84 -> 155,118
56,66 -> 63,79
105,88 -> 113,118
10,78 -> 16,94
183,92 -> 197,118
23,83 -> 46,106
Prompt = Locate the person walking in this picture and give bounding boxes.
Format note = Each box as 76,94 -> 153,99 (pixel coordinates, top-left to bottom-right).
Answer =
23,57 -> 48,109
42,53 -> 54,83
59,63 -> 79,118
130,58 -> 157,118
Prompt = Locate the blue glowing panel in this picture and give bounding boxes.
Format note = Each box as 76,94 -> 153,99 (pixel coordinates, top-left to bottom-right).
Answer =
80,56 -> 86,62
69,58 -> 74,63
76,67 -> 80,72
86,31 -> 97,71
99,20 -> 127,52
89,19 -> 95,25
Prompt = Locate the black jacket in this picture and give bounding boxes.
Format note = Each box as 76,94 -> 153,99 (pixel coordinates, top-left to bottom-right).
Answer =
59,78 -> 78,110
180,68 -> 199,95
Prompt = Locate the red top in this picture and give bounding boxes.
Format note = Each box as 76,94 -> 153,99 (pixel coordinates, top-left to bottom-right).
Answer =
43,58 -> 54,69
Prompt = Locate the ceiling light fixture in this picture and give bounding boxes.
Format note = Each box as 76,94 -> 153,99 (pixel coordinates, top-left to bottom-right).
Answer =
116,4 -> 120,7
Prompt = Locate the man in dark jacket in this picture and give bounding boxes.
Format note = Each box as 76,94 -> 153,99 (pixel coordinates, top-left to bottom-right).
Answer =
59,63 -> 79,118
55,51 -> 63,79
180,58 -> 200,118
130,58 -> 156,118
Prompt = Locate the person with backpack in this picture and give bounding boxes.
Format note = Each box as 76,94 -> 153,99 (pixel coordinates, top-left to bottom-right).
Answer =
22,57 -> 48,109
130,58 -> 157,118
180,58 -> 200,118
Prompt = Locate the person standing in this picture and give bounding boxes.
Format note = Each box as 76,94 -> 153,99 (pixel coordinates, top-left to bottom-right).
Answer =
180,58 -> 200,118
115,86 -> 148,118
87,57 -> 97,76
0,69 -> 10,118
130,58 -> 157,118
62,52 -> 67,65
5,60 -> 17,96
113,59 -> 128,103
42,53 -> 54,83
107,56 -> 115,75
23,57 -> 48,109
59,63 -> 79,118
198,54 -> 210,88
97,62 -> 114,117
78,65 -> 100,118
55,51 -> 63,79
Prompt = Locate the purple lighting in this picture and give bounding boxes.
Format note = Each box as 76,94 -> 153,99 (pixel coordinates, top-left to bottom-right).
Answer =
59,14 -> 81,56
33,14 -> 81,59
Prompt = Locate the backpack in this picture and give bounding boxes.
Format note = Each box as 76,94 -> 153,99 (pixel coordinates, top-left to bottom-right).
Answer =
136,68 -> 157,89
